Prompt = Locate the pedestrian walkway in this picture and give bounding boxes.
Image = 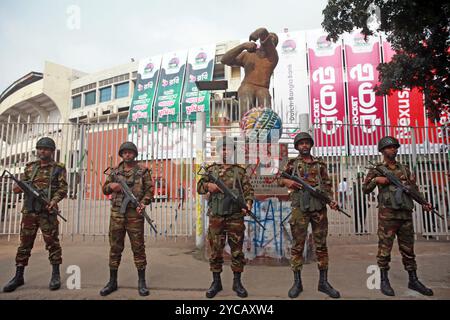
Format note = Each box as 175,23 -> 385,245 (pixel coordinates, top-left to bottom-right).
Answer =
0,236 -> 449,300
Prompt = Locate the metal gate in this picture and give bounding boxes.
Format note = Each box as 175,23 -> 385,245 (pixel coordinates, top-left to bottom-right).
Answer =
0,116 -> 196,239
1,113 -> 449,241
206,100 -> 450,241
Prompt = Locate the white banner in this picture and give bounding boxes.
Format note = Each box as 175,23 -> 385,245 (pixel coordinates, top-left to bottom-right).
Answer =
130,123 -> 195,160
273,30 -> 308,125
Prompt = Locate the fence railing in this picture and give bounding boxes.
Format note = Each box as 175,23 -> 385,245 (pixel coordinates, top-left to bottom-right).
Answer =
1,114 -> 449,241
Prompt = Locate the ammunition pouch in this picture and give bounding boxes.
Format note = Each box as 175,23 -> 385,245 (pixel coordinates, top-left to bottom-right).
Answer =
111,175 -> 138,211
290,189 -> 325,212
210,189 -> 241,216
24,188 -> 48,213
378,186 -> 414,211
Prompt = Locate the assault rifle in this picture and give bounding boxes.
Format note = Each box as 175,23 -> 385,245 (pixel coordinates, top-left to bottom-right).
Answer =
368,161 -> 444,220
104,168 -> 158,234
1,170 -> 67,222
280,171 -> 350,218
198,164 -> 266,230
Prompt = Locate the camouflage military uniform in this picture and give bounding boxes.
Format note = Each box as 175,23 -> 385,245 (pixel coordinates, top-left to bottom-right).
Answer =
102,162 -> 153,270
363,161 -> 419,271
16,160 -> 68,266
197,163 -> 254,273
281,156 -> 333,272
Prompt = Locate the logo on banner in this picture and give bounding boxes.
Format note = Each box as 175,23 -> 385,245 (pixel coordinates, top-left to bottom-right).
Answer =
287,128 -> 302,138
282,39 -> 296,53
316,36 -> 332,50
144,63 -> 154,75
168,57 -> 180,69
195,52 -> 207,64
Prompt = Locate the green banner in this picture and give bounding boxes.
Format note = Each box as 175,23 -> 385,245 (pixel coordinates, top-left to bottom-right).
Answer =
128,56 -> 161,127
154,50 -> 188,124
181,44 -> 215,124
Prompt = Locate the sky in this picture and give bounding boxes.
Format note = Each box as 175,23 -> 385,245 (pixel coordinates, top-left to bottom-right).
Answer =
0,0 -> 329,93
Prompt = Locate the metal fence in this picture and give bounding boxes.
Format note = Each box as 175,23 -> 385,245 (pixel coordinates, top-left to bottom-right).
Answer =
205,102 -> 450,241
0,115 -> 197,240
310,122 -> 450,239
1,112 -> 449,241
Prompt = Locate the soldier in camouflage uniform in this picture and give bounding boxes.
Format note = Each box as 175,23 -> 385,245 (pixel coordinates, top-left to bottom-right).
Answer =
279,132 -> 341,299
100,141 -> 154,297
3,137 -> 68,293
197,137 -> 255,298
362,136 -> 433,296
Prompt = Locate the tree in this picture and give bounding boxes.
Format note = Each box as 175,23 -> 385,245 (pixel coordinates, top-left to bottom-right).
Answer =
322,0 -> 449,121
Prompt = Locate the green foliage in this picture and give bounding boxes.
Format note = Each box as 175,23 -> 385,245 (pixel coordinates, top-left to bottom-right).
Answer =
322,0 -> 450,121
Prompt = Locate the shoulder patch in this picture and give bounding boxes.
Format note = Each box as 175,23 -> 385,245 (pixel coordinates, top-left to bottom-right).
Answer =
205,162 -> 218,171
287,158 -> 296,165
26,161 -> 38,167
138,164 -> 149,171
234,165 -> 246,174
56,162 -> 66,169
314,156 -> 324,163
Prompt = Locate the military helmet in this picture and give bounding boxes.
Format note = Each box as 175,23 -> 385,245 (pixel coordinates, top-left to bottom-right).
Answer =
216,136 -> 236,150
36,137 -> 56,151
378,136 -> 400,152
294,132 -> 314,149
118,141 -> 138,157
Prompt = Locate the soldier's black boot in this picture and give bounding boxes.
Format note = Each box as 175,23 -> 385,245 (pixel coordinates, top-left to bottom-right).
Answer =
288,270 -> 303,298
3,266 -> 25,292
232,272 -> 248,298
205,272 -> 222,298
380,269 -> 395,296
100,269 -> 118,296
408,270 -> 433,296
138,269 -> 150,296
49,264 -> 61,290
318,269 -> 340,298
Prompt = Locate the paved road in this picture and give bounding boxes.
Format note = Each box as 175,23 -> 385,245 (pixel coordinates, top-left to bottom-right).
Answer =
0,236 -> 449,300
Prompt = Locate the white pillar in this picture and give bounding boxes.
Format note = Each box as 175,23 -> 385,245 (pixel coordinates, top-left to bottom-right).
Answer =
195,112 -> 206,249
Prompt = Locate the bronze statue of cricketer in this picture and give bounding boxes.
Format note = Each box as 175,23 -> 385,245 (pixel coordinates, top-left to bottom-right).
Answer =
221,27 -> 279,116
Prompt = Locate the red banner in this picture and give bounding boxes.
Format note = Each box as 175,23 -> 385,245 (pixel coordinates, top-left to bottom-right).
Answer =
383,40 -> 425,144
308,30 -> 346,149
428,111 -> 450,144
344,31 -> 385,152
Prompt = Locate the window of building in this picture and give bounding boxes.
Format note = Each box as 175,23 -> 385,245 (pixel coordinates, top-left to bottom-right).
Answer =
118,114 -> 129,123
99,86 -> 112,103
115,82 -> 129,99
72,95 -> 81,109
72,82 -> 97,95
213,64 -> 225,80
231,66 -> 241,78
99,73 -> 130,87
84,90 -> 96,106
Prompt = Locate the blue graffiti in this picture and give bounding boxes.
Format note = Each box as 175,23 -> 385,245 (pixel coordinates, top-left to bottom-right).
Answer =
245,198 -> 293,257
